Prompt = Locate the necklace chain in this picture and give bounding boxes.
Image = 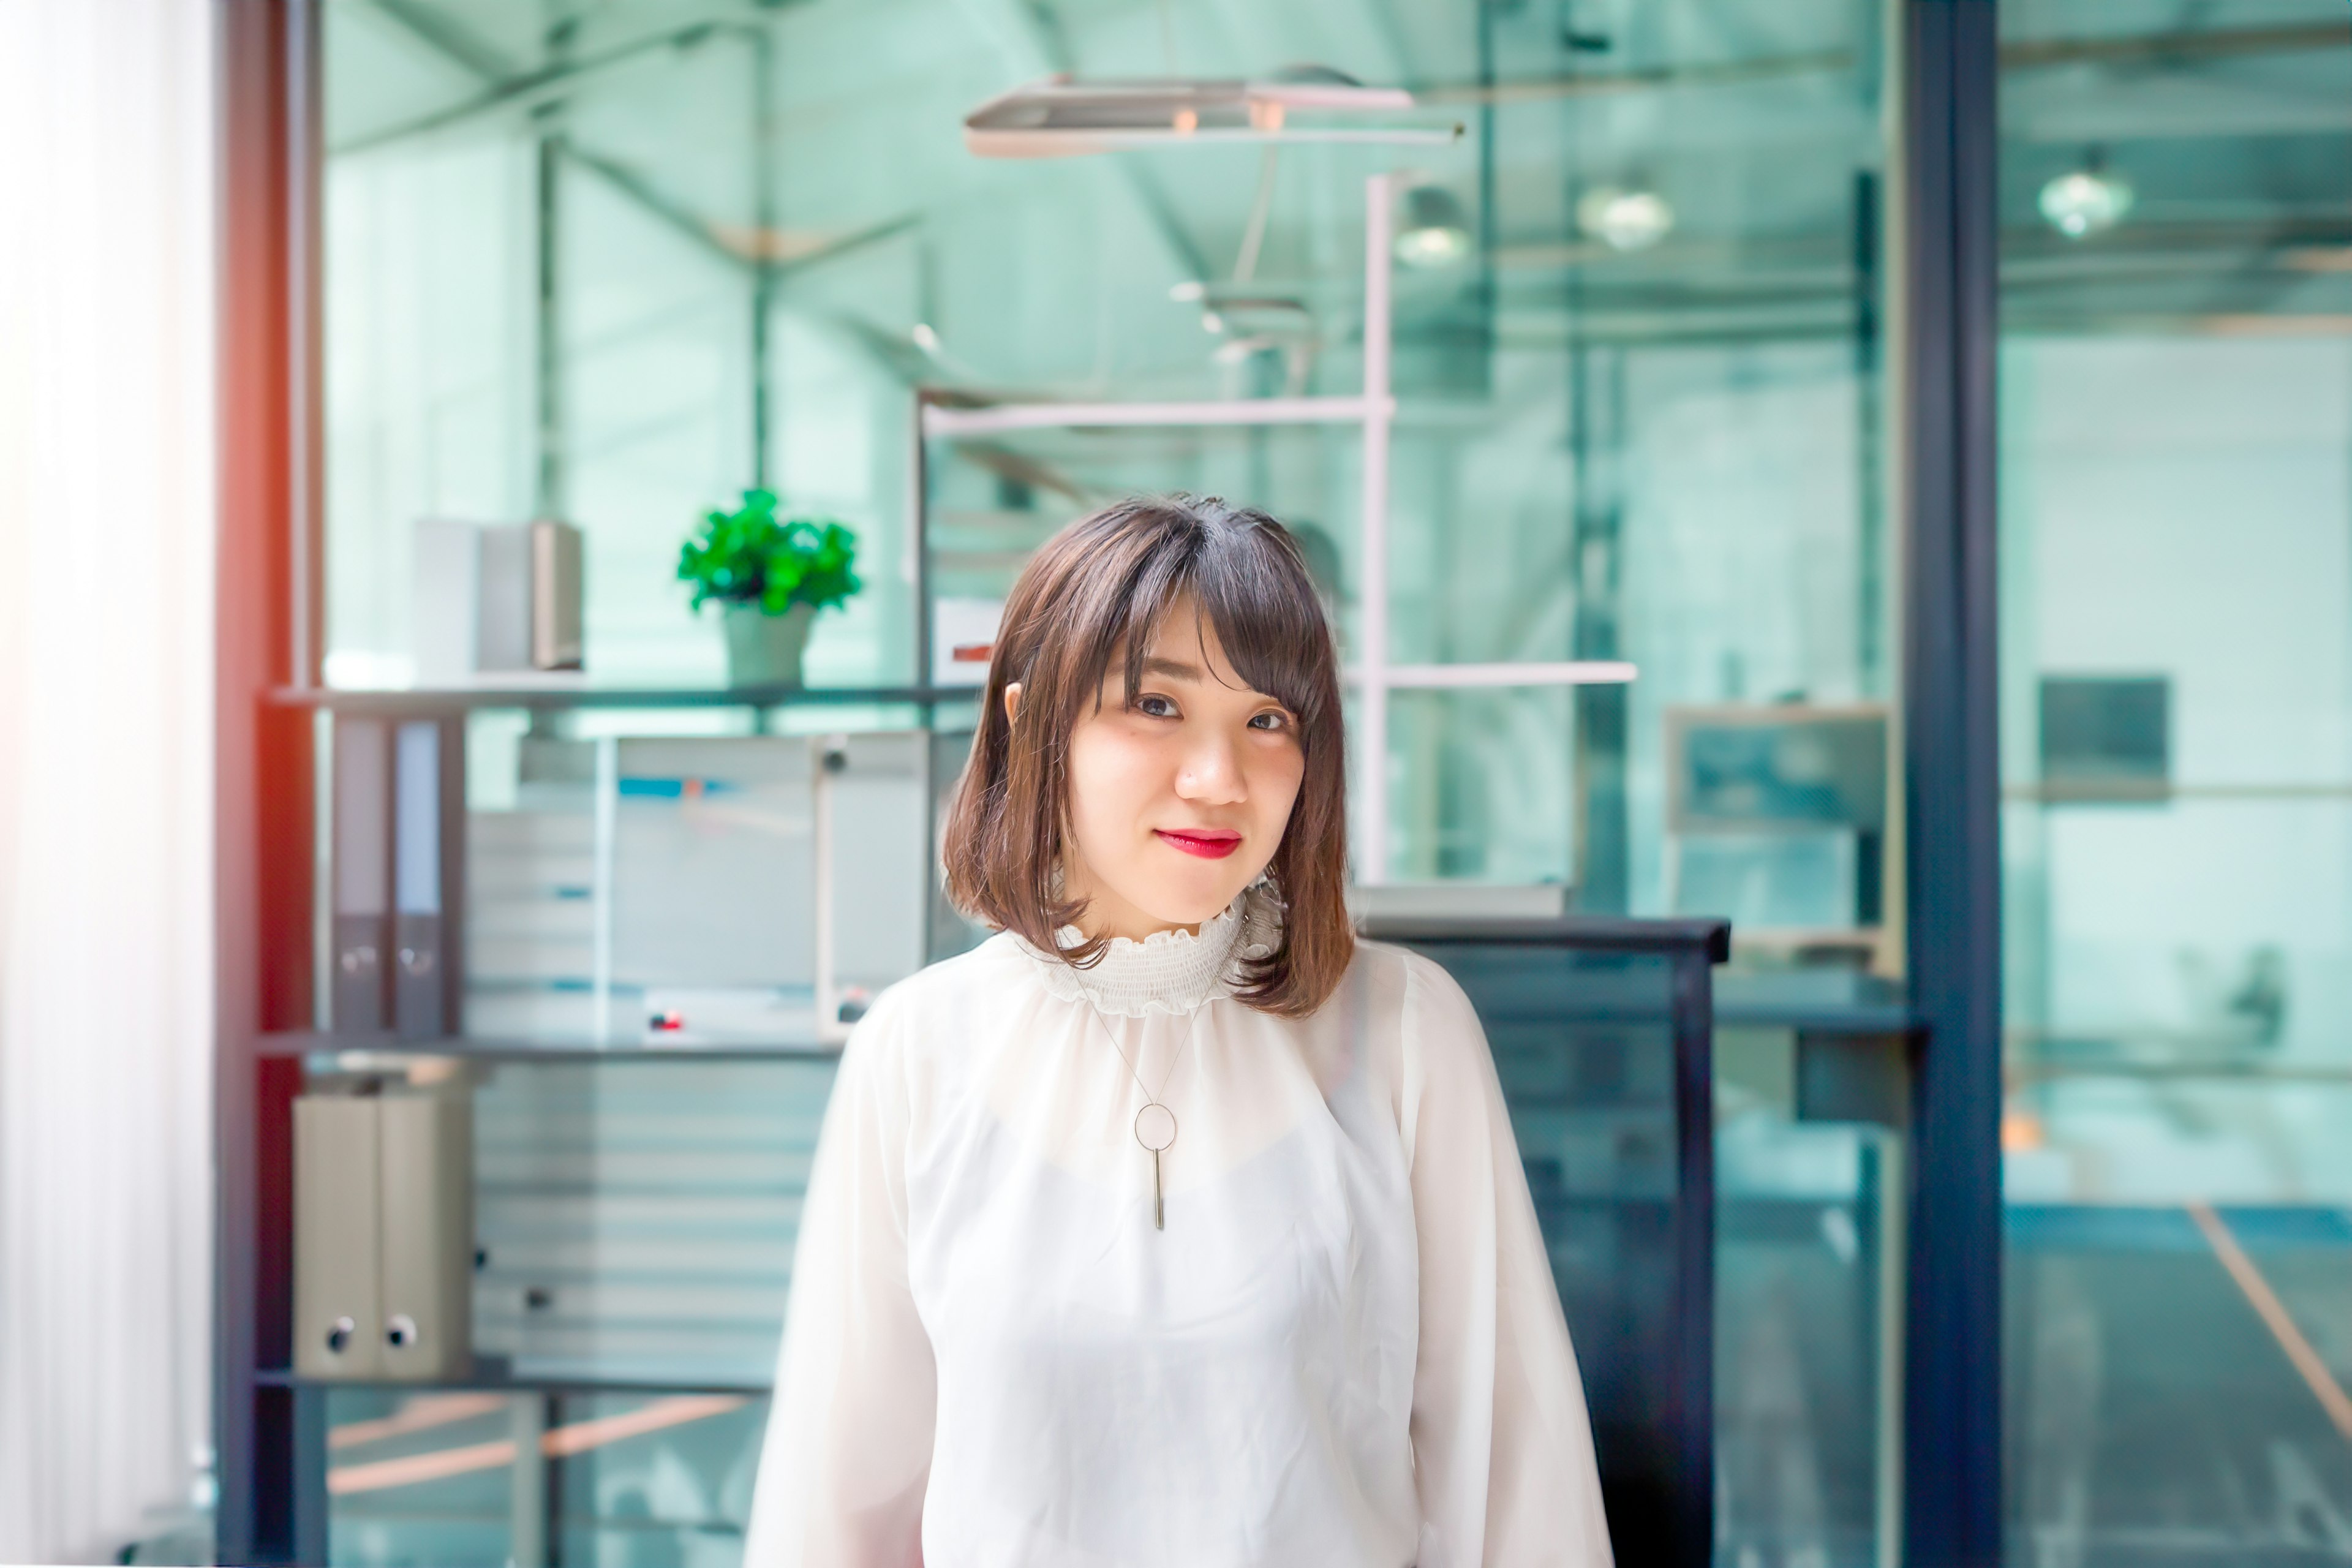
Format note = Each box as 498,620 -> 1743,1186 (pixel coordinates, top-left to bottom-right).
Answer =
1078,996 -> 1202,1114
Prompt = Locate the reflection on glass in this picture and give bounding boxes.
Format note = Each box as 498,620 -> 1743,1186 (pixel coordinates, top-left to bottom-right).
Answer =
1384,686 -> 1577,884
325,1389 -> 516,1567
1717,1112 -> 1902,1568
1999,0 -> 2352,1557
474,1058 -> 832,1386
323,1388 -> 769,1568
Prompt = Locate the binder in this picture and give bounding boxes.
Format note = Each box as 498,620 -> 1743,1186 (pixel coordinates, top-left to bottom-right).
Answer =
333,717 -> 393,1033
477,520 -> 585,673
530,519 -> 584,671
393,718 -> 465,1039
292,1088 -> 477,1382
412,519 -> 483,684
476,525 -> 533,673
293,1096 -> 383,1378
378,1091 -> 476,1381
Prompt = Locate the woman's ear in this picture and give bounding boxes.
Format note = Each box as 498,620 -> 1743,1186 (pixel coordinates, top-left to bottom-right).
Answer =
1003,680 -> 1022,727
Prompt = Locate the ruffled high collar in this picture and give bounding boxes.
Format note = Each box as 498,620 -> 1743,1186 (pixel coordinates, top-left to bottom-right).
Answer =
1011,880 -> 1284,1018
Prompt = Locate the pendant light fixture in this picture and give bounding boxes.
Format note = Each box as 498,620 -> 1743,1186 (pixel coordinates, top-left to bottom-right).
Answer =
1394,184 -> 1473,268
964,68 -> 1459,158
2038,150 -> 2135,239
1576,184 -> 1675,252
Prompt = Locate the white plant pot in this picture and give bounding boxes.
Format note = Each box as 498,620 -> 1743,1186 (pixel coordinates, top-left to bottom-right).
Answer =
722,601 -> 817,688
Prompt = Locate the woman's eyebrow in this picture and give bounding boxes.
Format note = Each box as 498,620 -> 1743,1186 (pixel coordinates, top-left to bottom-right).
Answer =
1139,655 -> 1204,682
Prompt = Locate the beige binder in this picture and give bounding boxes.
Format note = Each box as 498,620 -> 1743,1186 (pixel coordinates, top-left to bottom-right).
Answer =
293,1089 -> 475,1382
293,1096 -> 383,1379
379,1092 -> 475,1381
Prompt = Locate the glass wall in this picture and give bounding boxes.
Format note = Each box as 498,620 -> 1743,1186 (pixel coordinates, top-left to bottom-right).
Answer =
1997,2 -> 2352,1560
322,0 -> 1902,918
320,0 -> 1910,1562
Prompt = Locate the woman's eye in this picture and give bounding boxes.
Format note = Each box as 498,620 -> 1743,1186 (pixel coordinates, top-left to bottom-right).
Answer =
1136,694 -> 1178,718
1248,710 -> 1291,732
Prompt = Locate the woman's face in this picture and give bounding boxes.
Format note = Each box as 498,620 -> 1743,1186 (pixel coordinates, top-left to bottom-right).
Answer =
1014,598 -> 1305,941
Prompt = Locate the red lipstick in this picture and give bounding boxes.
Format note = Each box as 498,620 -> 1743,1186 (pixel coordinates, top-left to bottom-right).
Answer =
1155,827 -> 1242,859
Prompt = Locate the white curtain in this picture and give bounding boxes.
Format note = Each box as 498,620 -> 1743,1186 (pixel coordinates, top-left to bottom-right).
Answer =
0,0 -> 217,1559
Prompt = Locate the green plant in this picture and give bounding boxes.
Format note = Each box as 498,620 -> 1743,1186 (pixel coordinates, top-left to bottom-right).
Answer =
678,489 -> 861,616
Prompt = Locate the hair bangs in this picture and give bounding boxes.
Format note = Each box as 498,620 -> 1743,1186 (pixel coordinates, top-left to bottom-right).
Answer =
1183,523 -> 1333,734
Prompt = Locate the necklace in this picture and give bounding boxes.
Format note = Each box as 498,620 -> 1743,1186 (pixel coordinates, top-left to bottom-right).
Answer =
1077,998 -> 1205,1232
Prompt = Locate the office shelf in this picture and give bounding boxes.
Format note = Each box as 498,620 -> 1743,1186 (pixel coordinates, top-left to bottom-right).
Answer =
265,682 -> 978,715
263,1031 -> 844,1065
255,1362 -> 770,1398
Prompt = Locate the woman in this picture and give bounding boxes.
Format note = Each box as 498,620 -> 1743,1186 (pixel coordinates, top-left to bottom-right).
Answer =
745,496 -> 1611,1568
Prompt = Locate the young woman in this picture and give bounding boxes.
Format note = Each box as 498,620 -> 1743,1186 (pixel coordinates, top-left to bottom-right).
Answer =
745,496 -> 1610,1568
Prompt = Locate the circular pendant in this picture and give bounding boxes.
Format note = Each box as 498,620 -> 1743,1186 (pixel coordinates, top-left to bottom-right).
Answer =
1134,1101 -> 1178,1153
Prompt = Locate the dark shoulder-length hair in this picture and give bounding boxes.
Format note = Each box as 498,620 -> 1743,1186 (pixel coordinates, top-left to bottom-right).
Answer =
941,494 -> 1352,1018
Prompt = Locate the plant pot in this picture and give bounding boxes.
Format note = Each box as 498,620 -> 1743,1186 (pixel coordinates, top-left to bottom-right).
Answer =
723,601 -> 818,688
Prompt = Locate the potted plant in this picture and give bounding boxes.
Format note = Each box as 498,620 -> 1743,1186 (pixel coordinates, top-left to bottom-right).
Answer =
677,489 -> 861,687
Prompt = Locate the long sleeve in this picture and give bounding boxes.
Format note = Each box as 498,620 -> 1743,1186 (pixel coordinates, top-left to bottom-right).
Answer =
1400,952 -> 1614,1568
745,992 -> 936,1567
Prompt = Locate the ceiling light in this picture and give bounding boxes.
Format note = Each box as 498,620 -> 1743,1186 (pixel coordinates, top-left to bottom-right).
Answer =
2038,160 -> 2134,239
1576,185 -> 1673,252
1394,186 -> 1472,269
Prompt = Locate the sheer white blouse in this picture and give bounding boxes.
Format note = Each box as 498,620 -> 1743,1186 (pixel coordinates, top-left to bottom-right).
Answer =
744,884 -> 1612,1568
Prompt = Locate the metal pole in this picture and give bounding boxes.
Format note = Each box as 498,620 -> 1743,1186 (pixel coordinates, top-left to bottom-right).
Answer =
216,3 -> 322,1559
287,0 -> 323,689
1358,174 -> 1393,884
750,24 -> 777,490
1900,1 -> 2003,1561
533,123 -> 565,521
1669,946 -> 1717,1568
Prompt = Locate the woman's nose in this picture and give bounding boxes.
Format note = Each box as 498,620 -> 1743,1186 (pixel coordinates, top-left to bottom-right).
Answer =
1175,733 -> 1247,803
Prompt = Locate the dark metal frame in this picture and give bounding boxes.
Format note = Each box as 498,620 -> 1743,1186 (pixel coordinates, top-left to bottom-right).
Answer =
1363,915 -> 1728,1568
1901,2 -> 2004,1562
216,2 -> 327,1560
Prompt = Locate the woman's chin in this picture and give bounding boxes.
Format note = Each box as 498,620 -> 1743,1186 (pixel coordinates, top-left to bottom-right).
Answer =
1128,875 -> 1249,932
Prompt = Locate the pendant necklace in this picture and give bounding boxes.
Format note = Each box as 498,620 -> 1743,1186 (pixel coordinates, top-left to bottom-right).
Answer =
1078,998 -> 1204,1231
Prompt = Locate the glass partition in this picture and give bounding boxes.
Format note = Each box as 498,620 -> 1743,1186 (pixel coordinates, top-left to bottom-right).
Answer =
323,1385 -> 771,1567
320,0 -> 1909,1562
1997,2 -> 2352,1558
323,0 -> 1903,938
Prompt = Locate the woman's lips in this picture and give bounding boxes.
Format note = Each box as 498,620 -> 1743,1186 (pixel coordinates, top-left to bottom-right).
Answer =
1155,828 -> 1242,859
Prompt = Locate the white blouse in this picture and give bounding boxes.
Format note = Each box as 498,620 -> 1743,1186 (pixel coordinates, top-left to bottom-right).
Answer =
744,884 -> 1612,1568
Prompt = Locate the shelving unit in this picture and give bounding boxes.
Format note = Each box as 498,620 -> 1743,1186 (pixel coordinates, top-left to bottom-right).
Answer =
266,683 -> 974,715
217,24 -> 1691,1567
254,1366 -> 771,1398
261,1032 -> 842,1064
